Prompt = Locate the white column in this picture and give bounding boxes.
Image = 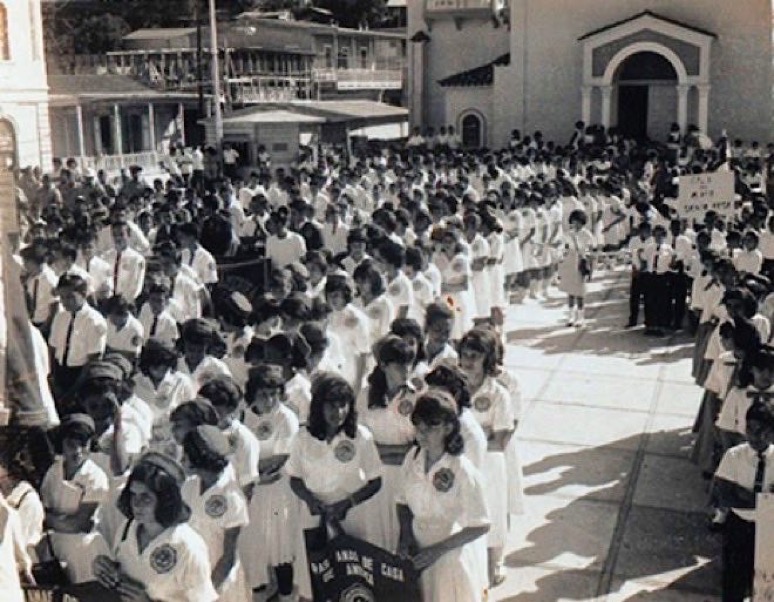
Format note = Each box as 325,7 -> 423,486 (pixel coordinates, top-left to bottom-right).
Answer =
677,84 -> 690,133
75,105 -> 85,158
600,85 -> 613,129
178,103 -> 186,146
581,85 -> 593,126
148,103 -> 157,152
696,84 -> 710,133
93,116 -> 102,154
113,104 -> 123,156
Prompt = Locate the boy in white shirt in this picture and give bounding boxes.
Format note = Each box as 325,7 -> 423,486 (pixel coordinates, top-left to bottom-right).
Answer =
105,294 -> 144,360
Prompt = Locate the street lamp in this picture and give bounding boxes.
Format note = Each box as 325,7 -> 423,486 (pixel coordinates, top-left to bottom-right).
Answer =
208,0 -> 224,148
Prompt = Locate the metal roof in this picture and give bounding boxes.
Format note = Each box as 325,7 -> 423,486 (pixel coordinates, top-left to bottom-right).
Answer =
123,28 -> 197,41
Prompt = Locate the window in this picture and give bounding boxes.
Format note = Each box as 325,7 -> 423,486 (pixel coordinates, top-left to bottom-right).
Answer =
0,118 -> 16,170
359,47 -> 369,69
0,3 -> 9,61
323,45 -> 333,69
338,47 -> 349,70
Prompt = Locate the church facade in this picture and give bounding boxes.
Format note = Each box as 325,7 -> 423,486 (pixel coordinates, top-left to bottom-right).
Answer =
408,0 -> 774,149
0,0 -> 51,171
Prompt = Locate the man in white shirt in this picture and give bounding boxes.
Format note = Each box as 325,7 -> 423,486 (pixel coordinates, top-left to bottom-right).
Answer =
643,224 -> 675,336
265,209 -> 307,268
626,221 -> 653,328
102,221 -> 146,304
177,222 -> 219,287
20,246 -> 58,331
222,143 -> 240,180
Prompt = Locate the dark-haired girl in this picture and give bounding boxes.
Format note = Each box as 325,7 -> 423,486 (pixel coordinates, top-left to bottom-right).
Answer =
286,373 -> 382,600
357,335 -> 418,551
181,426 -> 250,602
396,391 -> 490,602
41,413 -> 110,583
458,329 -> 515,586
240,365 -> 300,599
354,260 -> 395,350
434,228 -> 475,340
391,317 -> 429,390
325,274 -> 371,392
558,209 -> 595,327
93,453 -> 218,602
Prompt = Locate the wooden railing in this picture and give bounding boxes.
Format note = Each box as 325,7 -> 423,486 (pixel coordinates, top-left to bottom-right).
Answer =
75,151 -> 162,174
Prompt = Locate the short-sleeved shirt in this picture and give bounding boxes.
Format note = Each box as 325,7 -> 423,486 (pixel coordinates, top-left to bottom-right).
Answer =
222,420 -> 261,488
469,376 -> 515,437
114,520 -> 218,602
715,443 -> 774,521
49,304 -> 107,367
26,266 -> 59,324
106,315 -> 144,356
266,233 -> 307,268
40,456 -> 109,514
138,304 -> 179,346
285,425 -> 382,505
181,246 -> 218,286
242,403 -> 299,458
102,247 -> 146,302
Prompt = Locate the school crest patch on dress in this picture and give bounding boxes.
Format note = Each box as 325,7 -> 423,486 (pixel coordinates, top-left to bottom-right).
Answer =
150,544 -> 177,574
433,467 -> 455,493
452,260 -> 464,273
474,395 -> 492,412
341,583 -> 376,602
388,282 -> 401,296
397,397 -> 414,417
412,279 -> 423,292
344,315 -> 359,328
255,420 -> 273,441
205,494 -> 228,518
334,439 -> 356,463
367,306 -> 382,320
131,335 -> 142,347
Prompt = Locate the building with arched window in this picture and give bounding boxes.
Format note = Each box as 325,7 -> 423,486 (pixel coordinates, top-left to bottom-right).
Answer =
0,0 -> 51,170
408,1 -> 773,148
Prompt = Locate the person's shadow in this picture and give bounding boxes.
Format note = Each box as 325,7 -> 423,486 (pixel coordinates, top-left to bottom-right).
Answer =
499,428 -> 722,601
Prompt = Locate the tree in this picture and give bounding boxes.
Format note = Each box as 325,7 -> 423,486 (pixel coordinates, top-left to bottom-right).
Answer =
313,0 -> 387,28
72,13 -> 130,54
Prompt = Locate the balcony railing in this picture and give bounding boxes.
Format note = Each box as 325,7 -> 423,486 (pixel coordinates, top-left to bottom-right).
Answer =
425,0 -> 501,18
312,66 -> 404,90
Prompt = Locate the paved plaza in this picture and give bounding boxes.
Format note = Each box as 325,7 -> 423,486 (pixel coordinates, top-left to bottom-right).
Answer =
495,268 -> 720,602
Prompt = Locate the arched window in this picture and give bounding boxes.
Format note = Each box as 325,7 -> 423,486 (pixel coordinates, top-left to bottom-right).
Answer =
0,119 -> 17,171
461,112 -> 484,148
0,3 -> 8,61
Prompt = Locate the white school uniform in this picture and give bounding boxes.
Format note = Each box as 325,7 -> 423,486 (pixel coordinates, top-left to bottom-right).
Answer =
240,403 -> 299,588
503,210 -> 525,276
7,482 -> 44,553
435,252 -> 475,339
356,294 -> 395,352
113,519 -> 218,602
25,266 -> 58,325
102,247 -> 146,302
487,231 -> 507,309
169,271 -> 203,322
357,384 -> 417,552
395,448 -> 490,602
327,304 -> 372,388
717,385 -> 774,437
222,419 -> 261,489
181,245 -> 218,285
40,456 -> 109,583
138,304 -> 179,346
410,272 -> 435,319
77,254 -> 113,298
496,369 -> 525,515
182,466 -> 250,602
715,443 -> 774,522
285,372 -> 313,425
459,409 -> 487,471
106,315 -> 144,357
134,370 -> 196,425
265,233 -> 307,268
385,271 -> 415,319
285,425 -> 383,600
469,234 -> 492,319
49,304 -> 107,368
178,355 -> 232,391
469,376 -> 514,549
733,248 -> 763,275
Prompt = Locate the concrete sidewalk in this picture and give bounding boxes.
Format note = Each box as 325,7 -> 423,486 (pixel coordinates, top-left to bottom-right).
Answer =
494,268 -> 721,602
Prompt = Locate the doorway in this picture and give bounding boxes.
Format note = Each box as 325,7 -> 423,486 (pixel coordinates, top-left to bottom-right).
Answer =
617,85 -> 648,140
461,113 -> 484,148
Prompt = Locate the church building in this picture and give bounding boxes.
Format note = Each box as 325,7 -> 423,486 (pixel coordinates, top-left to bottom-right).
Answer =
407,0 -> 774,149
0,0 -> 51,170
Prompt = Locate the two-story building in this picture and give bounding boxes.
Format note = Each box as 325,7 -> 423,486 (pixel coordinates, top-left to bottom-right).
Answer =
0,0 -> 51,171
409,0 -> 774,148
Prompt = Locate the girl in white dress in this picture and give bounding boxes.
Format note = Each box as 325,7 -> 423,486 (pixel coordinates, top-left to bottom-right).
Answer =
93,453 -> 219,602
390,317 -> 429,391
353,260 -> 396,349
40,414 -> 110,584
181,426 -> 250,602
396,390 -> 490,602
434,228 -> 475,340
357,335 -> 418,552
240,364 -> 300,600
459,329 -> 515,587
558,209 -> 596,327
286,374 -> 383,601
464,212 -> 493,323
482,212 -> 507,326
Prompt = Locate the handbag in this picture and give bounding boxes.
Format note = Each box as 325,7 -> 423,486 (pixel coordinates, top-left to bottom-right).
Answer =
31,532 -> 68,587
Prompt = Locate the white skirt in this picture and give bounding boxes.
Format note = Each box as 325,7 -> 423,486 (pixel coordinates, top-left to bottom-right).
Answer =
361,463 -> 401,553
240,476 -> 297,588
503,238 -> 524,276
489,264 -> 507,309
447,289 -> 475,340
481,451 -> 508,549
471,269 -> 492,319
506,435 -> 525,515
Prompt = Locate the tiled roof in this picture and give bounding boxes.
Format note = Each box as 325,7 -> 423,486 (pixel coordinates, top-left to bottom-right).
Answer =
123,28 -> 196,41
438,53 -> 510,88
47,74 -> 200,105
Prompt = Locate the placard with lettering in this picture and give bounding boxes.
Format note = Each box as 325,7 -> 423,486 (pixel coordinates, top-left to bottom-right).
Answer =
305,529 -> 421,601
754,493 -> 774,600
675,171 -> 735,219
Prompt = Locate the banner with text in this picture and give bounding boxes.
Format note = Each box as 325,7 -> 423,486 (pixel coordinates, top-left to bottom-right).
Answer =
676,171 -> 735,220
305,528 -> 421,602
755,493 -> 774,600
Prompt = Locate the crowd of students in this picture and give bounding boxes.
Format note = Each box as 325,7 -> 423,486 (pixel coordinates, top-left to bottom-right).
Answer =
1,121 -> 773,602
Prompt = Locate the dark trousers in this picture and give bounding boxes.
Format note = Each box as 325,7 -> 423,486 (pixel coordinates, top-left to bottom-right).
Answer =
722,512 -> 755,602
644,273 -> 672,329
628,270 -> 646,325
669,272 -> 690,329
52,362 -> 84,409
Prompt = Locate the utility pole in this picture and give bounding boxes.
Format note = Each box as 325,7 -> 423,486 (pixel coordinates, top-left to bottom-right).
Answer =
208,0 -> 224,149
195,0 -> 204,121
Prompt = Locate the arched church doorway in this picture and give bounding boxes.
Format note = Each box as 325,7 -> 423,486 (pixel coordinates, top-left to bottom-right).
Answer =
614,51 -> 677,140
460,112 -> 484,149
0,119 -> 16,171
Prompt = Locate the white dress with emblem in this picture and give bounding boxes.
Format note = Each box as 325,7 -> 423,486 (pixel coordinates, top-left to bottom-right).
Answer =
285,425 -> 383,599
240,403 -> 300,588
182,466 -> 250,602
395,448 -> 490,602
327,304 -> 372,389
434,252 -> 475,340
113,519 -> 218,602
469,234 -> 492,320
357,385 -> 417,552
496,369 -> 525,515
469,377 -> 514,548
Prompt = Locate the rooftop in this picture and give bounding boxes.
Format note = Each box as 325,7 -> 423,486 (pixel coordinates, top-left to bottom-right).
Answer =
47,74 -> 201,105
578,10 -> 718,41
438,53 -> 510,88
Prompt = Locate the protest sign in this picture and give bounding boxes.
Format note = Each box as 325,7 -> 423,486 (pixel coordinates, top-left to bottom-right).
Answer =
305,528 -> 421,602
675,171 -> 735,220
